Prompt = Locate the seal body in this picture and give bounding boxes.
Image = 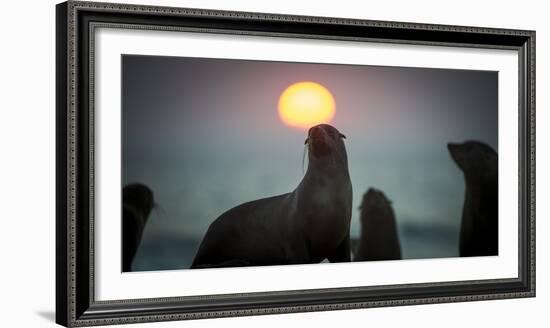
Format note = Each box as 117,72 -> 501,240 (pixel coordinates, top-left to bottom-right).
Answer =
355,188 -> 401,261
191,124 -> 352,268
448,141 -> 498,257
122,183 -> 154,271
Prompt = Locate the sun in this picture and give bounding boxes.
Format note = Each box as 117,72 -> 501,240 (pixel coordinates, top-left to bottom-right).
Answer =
278,81 -> 336,129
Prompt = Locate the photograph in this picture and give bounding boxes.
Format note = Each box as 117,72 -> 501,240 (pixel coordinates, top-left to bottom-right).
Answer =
121,54 -> 499,272
54,1 -> 535,326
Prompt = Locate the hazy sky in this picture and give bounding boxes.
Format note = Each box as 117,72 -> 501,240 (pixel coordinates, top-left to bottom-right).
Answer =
122,54 -> 498,268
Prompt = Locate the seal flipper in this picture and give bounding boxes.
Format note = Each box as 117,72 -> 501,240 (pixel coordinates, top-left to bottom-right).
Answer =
327,233 -> 351,263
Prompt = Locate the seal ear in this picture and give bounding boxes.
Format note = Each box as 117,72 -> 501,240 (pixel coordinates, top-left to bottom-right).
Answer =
339,133 -> 346,139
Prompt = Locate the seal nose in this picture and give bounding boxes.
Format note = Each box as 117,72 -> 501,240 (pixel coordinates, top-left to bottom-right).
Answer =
309,125 -> 324,138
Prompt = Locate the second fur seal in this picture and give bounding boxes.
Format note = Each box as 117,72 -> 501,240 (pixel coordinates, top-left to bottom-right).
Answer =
448,141 -> 498,257
191,124 -> 353,268
355,188 -> 401,261
122,183 -> 154,272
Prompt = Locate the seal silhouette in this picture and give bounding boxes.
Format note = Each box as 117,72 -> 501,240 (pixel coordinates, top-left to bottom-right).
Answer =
191,124 -> 352,268
122,183 -> 154,271
448,141 -> 498,257
354,188 -> 401,261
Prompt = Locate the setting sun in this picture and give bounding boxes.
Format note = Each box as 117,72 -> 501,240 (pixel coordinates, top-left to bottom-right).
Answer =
278,81 -> 336,129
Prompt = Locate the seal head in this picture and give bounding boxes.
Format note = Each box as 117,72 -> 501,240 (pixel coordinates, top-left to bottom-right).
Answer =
306,124 -> 347,161
448,141 -> 497,179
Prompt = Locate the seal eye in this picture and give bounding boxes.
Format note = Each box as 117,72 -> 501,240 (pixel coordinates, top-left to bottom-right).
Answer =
339,133 -> 346,139
304,138 -> 309,144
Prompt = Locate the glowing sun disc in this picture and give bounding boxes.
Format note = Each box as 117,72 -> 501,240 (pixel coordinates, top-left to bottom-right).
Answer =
278,81 -> 336,129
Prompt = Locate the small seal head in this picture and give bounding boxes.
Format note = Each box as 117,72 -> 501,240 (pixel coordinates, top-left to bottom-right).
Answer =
360,187 -> 392,211
123,183 -> 154,220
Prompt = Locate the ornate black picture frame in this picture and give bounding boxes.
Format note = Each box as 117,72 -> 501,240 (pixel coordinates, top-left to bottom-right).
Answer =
56,1 -> 535,326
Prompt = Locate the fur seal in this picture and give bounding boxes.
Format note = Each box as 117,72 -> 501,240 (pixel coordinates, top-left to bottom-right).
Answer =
448,141 -> 498,257
122,183 -> 154,271
191,124 -> 352,268
354,188 -> 401,261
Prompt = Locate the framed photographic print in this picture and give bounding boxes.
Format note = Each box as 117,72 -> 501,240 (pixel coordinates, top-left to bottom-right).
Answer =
56,1 -> 536,326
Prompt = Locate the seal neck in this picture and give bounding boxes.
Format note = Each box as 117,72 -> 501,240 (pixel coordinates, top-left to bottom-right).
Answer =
305,159 -> 349,179
299,158 -> 351,196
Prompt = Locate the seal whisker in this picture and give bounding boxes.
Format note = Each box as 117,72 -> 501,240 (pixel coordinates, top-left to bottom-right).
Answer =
302,144 -> 308,175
